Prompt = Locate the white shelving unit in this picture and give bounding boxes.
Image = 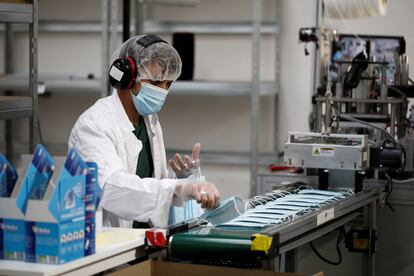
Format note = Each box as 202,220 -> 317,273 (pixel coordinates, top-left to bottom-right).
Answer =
130,0 -> 280,196
0,0 -> 280,196
0,19 -> 279,34
0,1 -> 39,160
0,74 -> 277,96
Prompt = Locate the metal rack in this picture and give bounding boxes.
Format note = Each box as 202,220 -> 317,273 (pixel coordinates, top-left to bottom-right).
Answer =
0,1 -> 39,159
0,0 -> 280,196
0,20 -> 279,34
129,0 -> 280,197
0,74 -> 278,96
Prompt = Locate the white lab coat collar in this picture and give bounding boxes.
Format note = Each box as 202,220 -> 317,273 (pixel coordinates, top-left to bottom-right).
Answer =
110,90 -> 157,136
110,90 -> 160,177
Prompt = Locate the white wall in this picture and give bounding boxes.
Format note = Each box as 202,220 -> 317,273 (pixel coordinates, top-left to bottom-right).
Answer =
2,1 -> 414,274
0,0 -> 279,200
278,1 -> 414,276
278,0 -> 414,151
278,0 -> 316,149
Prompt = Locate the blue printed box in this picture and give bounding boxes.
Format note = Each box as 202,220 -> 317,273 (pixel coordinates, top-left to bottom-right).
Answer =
0,153 -> 19,260
0,145 -> 54,262
84,162 -> 101,256
25,148 -> 88,264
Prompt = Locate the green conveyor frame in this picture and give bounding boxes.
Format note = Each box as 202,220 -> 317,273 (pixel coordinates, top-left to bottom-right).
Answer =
169,226 -> 276,267
168,186 -> 382,268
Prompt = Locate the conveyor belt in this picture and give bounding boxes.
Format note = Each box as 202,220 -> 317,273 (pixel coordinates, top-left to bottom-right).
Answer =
169,228 -> 262,268
168,185 -> 381,268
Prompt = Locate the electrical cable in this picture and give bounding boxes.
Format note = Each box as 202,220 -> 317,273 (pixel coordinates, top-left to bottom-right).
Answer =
392,177 -> 414,184
387,178 -> 395,212
388,86 -> 409,124
399,143 -> 406,172
331,105 -> 396,143
384,172 -> 396,212
309,227 -> 344,266
389,85 -> 408,98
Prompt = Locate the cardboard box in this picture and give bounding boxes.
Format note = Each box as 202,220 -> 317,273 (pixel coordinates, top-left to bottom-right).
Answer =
109,260 -> 323,276
0,145 -> 55,262
0,153 -> 18,260
25,149 -> 88,264
0,147 -> 101,264
84,162 -> 101,256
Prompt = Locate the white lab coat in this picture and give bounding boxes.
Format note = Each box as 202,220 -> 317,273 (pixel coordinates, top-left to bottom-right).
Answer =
68,91 -> 179,228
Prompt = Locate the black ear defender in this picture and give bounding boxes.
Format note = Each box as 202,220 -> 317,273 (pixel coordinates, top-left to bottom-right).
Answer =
108,56 -> 136,89
108,34 -> 168,90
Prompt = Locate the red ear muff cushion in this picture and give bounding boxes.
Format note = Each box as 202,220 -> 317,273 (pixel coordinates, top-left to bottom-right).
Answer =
126,56 -> 137,89
108,57 -> 138,89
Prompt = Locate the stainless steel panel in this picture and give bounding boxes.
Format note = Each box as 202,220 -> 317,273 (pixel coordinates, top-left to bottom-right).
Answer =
284,132 -> 369,170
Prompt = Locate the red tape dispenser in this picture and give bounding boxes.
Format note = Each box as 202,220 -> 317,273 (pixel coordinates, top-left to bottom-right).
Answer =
145,228 -> 168,248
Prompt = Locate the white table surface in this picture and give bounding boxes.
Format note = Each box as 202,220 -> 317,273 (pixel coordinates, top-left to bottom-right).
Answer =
0,227 -> 147,276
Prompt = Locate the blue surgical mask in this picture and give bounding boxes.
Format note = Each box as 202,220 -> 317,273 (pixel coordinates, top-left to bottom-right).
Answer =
131,82 -> 168,116
198,196 -> 246,226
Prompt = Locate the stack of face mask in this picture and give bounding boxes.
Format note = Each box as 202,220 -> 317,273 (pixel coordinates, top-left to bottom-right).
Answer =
168,168 -> 204,225
218,189 -> 352,228
198,196 -> 245,225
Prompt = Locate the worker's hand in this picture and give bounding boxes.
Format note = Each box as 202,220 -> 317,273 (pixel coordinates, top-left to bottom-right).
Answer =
169,143 -> 201,179
175,180 -> 220,209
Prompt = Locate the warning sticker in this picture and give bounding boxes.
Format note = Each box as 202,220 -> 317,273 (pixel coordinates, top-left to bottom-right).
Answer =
312,146 -> 335,157
317,208 -> 335,226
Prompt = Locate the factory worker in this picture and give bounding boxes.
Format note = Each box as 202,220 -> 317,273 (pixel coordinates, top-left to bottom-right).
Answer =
69,34 -> 220,228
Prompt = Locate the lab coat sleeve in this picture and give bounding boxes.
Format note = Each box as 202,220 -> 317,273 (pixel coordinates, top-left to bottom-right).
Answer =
69,115 -> 179,228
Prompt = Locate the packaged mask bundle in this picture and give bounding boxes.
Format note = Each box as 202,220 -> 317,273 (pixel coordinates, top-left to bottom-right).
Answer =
169,200 -> 202,225
168,170 -> 205,225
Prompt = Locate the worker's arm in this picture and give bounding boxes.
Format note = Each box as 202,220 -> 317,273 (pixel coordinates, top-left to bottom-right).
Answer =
69,115 -> 178,227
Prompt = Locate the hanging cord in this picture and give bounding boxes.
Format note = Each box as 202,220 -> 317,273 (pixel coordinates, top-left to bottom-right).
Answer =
384,171 -> 396,212
331,105 -> 396,144
388,86 -> 409,128
309,227 -> 345,266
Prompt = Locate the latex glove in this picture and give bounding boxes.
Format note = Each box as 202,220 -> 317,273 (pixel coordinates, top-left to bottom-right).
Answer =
174,180 -> 220,209
169,143 -> 201,179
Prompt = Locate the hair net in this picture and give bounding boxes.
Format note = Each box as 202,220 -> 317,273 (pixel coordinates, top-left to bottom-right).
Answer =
111,35 -> 182,82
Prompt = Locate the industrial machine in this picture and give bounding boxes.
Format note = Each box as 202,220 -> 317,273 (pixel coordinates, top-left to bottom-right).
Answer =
296,27 -> 410,190
142,28 -> 413,276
